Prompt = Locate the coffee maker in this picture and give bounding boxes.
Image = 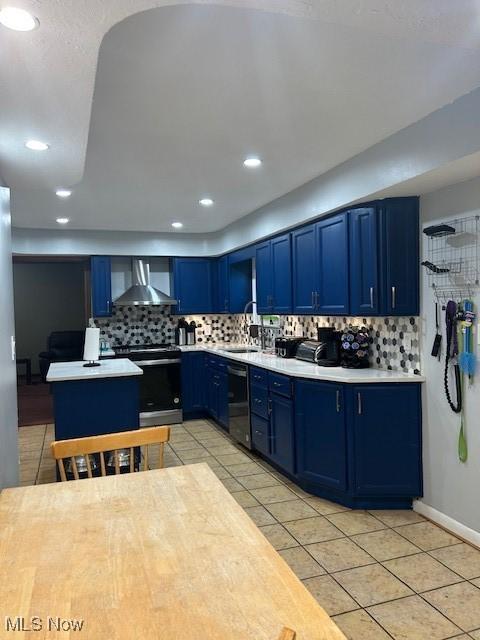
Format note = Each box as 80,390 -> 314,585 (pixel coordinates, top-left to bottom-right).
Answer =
316,327 -> 341,367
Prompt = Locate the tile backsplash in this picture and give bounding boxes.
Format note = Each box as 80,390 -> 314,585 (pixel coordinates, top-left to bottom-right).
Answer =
94,307 -> 421,374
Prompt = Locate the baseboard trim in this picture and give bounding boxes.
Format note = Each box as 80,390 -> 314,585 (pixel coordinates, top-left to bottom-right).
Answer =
414,500 -> 480,549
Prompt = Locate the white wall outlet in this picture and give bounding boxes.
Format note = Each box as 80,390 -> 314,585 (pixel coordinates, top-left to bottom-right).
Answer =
295,326 -> 304,337
203,324 -> 212,337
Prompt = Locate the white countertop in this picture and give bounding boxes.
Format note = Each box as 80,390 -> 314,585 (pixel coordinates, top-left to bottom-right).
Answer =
47,358 -> 143,382
180,344 -> 425,383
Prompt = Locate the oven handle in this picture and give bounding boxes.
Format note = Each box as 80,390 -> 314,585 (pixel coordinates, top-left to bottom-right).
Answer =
132,359 -> 181,366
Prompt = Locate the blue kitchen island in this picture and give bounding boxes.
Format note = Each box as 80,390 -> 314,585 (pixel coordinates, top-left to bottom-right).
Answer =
47,359 -> 142,440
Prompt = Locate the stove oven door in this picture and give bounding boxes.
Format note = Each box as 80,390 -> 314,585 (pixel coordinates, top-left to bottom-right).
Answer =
132,358 -> 182,426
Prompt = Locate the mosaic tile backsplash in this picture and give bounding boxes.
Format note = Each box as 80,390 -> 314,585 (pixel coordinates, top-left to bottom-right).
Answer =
93,307 -> 421,374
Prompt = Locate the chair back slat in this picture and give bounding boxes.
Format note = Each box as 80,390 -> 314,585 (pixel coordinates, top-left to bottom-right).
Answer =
100,451 -> 106,476
51,426 -> 171,482
85,453 -> 93,479
144,445 -> 149,471
71,456 -> 79,480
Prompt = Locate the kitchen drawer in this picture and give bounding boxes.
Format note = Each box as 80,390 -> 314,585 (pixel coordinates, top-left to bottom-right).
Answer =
251,414 -> 269,457
250,384 -> 268,420
250,367 -> 268,388
269,372 -> 292,398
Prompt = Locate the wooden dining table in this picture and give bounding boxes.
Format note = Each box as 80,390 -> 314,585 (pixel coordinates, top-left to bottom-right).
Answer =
0,464 -> 346,639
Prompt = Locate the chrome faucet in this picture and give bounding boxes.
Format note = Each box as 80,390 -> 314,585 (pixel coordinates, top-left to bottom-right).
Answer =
243,300 -> 266,351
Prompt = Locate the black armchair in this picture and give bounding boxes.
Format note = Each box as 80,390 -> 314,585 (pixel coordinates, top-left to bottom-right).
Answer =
39,331 -> 85,382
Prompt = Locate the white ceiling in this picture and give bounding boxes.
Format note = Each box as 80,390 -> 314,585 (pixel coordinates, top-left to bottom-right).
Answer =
3,1 -> 480,232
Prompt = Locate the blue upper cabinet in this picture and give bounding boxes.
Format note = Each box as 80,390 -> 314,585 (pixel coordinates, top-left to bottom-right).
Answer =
216,255 -> 230,313
171,258 -> 213,314
316,213 -> 349,315
349,383 -> 422,497
255,241 -> 273,314
271,234 -> 293,313
91,256 -> 112,317
380,198 -> 419,316
295,380 -> 347,492
292,224 -> 317,314
349,207 -> 379,315
293,214 -> 349,315
349,198 -> 419,317
229,259 -> 252,313
255,234 -> 292,314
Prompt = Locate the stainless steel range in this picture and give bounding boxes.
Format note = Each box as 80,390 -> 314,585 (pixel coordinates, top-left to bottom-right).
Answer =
114,344 -> 182,426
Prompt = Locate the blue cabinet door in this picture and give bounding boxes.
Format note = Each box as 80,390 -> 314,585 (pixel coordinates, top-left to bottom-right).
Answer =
270,393 -> 295,474
229,259 -> 252,313
292,224 -> 317,314
172,258 -> 213,314
349,207 -> 379,315
295,380 -> 347,491
207,367 -> 219,420
271,234 -> 292,313
181,352 -> 206,413
251,413 -> 269,457
216,255 -> 230,313
350,383 -> 422,497
380,198 -> 419,316
255,241 -> 273,314
217,370 -> 229,429
91,256 -> 112,317
316,214 -> 349,315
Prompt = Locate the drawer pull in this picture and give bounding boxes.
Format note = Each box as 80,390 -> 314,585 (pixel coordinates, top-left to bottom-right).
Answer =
273,382 -> 281,387
357,392 -> 362,415
336,390 -> 341,413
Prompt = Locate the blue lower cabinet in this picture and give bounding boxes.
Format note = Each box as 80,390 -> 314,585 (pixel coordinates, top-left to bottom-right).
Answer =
269,393 -> 295,474
217,371 -> 229,429
52,377 -> 140,440
295,380 -> 347,492
349,383 -> 422,498
251,414 -> 269,456
181,352 -> 206,414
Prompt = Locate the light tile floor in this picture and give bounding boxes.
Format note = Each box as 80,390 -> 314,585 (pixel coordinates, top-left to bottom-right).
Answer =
17,419 -> 480,640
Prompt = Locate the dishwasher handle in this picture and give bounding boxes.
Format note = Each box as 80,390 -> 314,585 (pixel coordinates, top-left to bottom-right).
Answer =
227,365 -> 248,377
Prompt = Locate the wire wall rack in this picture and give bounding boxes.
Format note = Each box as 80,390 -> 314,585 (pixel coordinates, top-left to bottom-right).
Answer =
423,215 -> 479,304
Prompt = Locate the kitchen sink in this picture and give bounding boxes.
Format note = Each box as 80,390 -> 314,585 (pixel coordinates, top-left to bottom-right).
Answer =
222,347 -> 258,354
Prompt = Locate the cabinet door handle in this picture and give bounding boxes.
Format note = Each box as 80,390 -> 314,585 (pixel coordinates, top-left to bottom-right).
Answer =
273,382 -> 281,387
315,291 -> 320,309
370,287 -> 374,308
357,392 -> 362,415
311,291 -> 315,308
268,398 -> 272,415
336,390 -> 341,413
391,286 -> 396,309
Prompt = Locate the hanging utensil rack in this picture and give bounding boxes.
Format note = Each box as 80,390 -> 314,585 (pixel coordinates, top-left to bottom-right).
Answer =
424,215 -> 479,304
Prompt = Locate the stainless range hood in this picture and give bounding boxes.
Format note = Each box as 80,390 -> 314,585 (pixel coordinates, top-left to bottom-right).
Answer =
113,258 -> 177,306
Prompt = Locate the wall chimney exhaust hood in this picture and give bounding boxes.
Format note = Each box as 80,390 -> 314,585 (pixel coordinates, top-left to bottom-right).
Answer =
113,258 -> 177,306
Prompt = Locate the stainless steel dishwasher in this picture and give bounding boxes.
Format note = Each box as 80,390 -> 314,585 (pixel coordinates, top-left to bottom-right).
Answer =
227,363 -> 251,449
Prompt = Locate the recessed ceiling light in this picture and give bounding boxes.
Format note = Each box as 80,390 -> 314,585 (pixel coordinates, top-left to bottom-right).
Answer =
171,222 -> 183,229
25,139 -> 49,151
0,7 -> 38,31
199,198 -> 214,207
243,157 -> 262,168
56,217 -> 69,225
55,189 -> 72,198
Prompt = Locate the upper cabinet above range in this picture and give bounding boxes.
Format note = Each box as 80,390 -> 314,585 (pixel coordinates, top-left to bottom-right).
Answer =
91,256 -> 112,317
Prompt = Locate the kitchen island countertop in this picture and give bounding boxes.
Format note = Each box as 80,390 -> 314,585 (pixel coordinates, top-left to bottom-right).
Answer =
180,344 -> 425,383
47,358 -> 143,382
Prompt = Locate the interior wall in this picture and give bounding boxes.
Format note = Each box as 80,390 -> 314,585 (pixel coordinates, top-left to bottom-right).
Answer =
418,176 -> 480,534
13,262 -> 87,375
0,186 -> 19,488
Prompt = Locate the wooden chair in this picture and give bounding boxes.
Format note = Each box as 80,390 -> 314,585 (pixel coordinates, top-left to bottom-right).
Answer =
50,426 -> 170,482
277,629 -> 296,640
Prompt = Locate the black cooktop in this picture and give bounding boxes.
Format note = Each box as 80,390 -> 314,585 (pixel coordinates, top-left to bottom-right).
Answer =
114,343 -> 181,359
